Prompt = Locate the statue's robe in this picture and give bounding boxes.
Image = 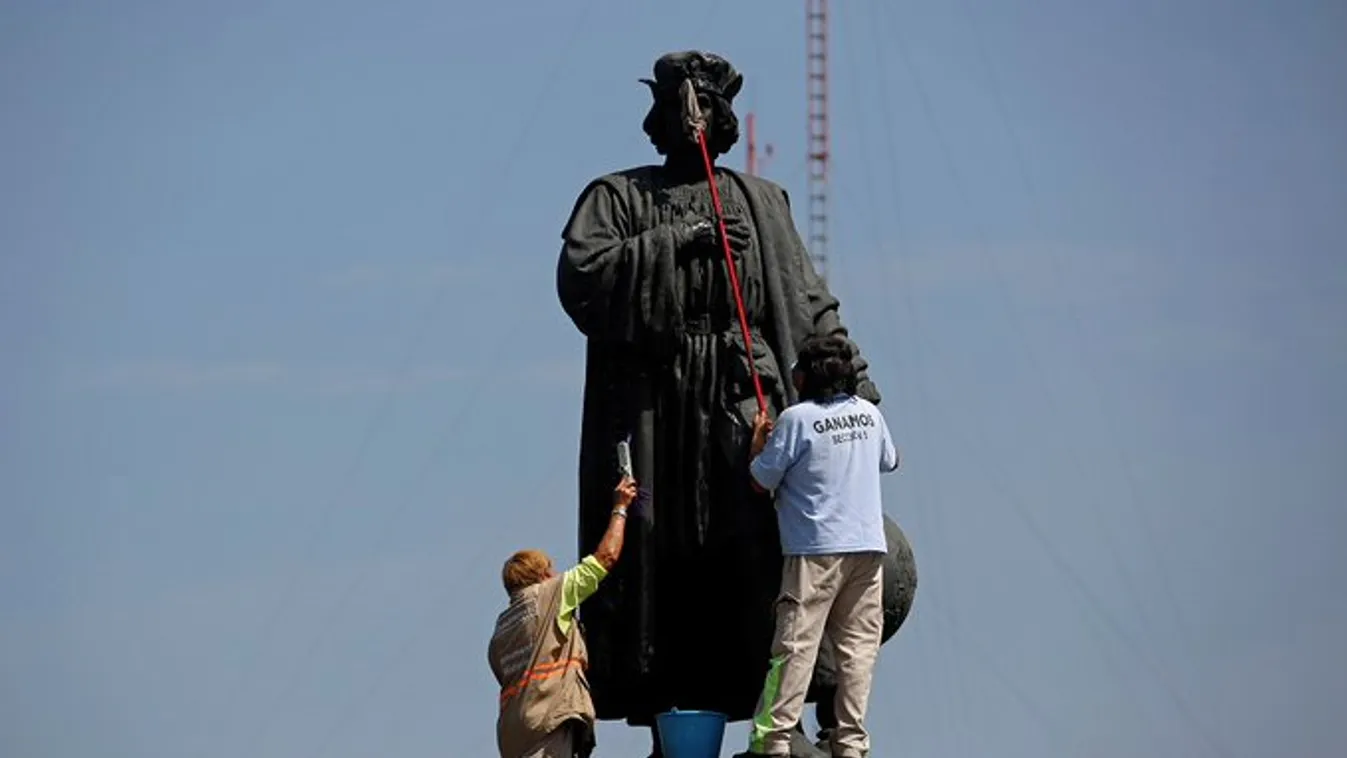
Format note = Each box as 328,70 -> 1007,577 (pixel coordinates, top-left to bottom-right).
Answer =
556,164 -> 888,724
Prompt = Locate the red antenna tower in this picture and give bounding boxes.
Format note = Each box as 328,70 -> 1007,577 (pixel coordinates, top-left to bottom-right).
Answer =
744,112 -> 775,176
747,112 -> 757,175
805,0 -> 830,282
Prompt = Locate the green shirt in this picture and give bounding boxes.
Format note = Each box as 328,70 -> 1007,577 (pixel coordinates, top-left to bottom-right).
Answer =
557,555 -> 608,635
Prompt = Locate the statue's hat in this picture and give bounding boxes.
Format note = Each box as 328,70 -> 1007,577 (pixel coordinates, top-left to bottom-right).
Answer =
640,51 -> 743,102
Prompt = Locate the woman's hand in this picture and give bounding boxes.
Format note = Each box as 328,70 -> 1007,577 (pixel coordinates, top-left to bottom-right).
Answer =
613,476 -> 638,509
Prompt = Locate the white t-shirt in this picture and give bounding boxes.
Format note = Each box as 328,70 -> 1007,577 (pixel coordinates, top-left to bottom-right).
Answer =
749,395 -> 898,556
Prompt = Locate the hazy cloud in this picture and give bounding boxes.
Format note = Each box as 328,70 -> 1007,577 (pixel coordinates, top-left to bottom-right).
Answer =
80,358 -> 594,396
87,361 -> 289,390
83,361 -> 469,396
843,242 -> 1344,366
311,366 -> 470,396
318,261 -> 485,293
512,358 -> 584,391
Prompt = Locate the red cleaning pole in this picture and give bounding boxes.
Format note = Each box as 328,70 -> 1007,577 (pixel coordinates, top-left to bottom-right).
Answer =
696,129 -> 768,416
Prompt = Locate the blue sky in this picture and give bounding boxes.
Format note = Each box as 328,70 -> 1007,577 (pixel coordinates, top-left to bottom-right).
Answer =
3,0 -> 1345,756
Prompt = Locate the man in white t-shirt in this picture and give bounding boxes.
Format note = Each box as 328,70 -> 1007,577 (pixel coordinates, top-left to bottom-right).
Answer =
734,335 -> 900,758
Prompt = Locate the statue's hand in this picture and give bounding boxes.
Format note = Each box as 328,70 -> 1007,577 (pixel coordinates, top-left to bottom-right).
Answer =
719,212 -> 754,256
672,217 -> 718,253
672,214 -> 753,257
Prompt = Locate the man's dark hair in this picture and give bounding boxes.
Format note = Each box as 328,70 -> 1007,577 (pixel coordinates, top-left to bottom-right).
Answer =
795,335 -> 858,402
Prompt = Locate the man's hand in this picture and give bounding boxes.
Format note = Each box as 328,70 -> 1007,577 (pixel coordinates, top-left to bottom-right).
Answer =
613,476 -> 638,510
750,410 -> 774,459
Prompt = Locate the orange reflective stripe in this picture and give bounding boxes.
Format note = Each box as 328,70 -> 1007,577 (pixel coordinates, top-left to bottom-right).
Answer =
499,657 -> 585,704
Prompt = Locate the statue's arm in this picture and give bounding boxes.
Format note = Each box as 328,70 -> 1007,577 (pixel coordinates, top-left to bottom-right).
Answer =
556,179 -> 680,344
776,187 -> 883,404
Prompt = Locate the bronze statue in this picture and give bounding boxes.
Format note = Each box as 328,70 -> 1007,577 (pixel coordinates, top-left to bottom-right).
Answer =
556,51 -> 916,757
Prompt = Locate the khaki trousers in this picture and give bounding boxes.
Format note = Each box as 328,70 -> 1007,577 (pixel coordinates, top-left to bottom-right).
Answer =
520,721 -> 574,758
749,553 -> 884,758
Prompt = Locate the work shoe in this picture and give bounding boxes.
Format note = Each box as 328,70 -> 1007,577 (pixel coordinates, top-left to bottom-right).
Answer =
790,728 -> 830,758
814,727 -> 835,753
729,729 -> 829,758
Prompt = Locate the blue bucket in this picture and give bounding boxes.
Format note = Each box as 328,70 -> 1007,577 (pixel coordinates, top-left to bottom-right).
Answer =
656,709 -> 728,758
